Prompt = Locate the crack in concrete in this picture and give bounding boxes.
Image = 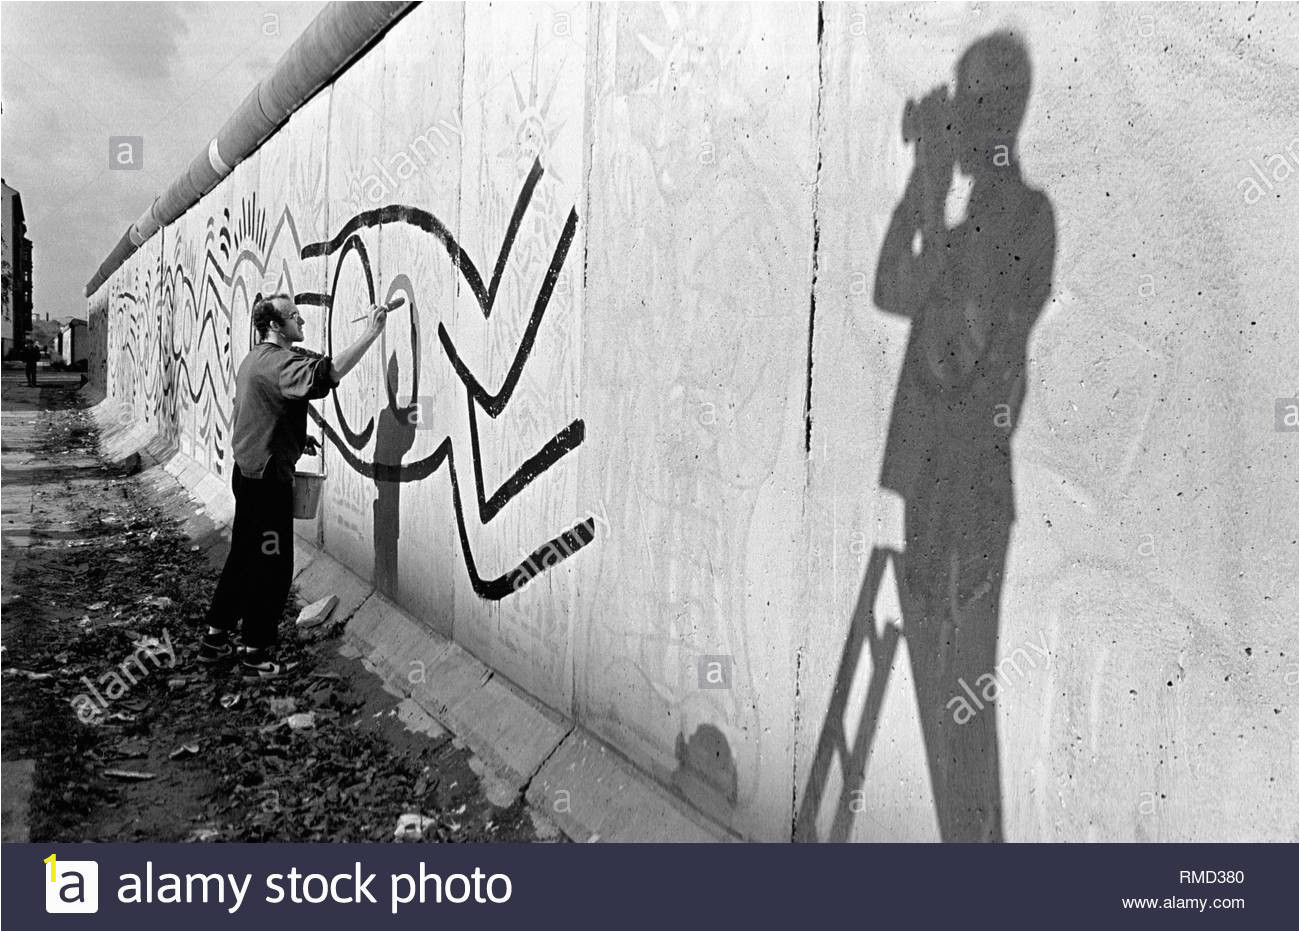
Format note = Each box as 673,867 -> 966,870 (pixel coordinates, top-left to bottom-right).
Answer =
789,645 -> 805,840
518,721 -> 576,801
793,1 -> 827,838
803,1 -> 827,459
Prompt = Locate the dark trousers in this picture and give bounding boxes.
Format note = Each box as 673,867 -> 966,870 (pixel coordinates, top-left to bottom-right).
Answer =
901,457 -> 1012,843
25,361 -> 36,386
204,465 -> 294,650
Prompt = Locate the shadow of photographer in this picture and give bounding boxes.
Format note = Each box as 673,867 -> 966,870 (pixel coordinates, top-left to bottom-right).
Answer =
799,30 -> 1057,842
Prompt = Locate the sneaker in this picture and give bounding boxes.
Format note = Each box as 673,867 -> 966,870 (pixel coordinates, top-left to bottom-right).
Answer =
197,631 -> 235,665
239,648 -> 288,681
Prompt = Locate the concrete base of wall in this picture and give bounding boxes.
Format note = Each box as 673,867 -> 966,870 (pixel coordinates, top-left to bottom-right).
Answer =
85,397 -> 734,843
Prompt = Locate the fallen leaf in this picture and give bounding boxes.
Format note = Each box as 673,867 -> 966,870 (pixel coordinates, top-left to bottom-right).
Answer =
113,738 -> 149,758
268,698 -> 298,716
3,668 -> 54,680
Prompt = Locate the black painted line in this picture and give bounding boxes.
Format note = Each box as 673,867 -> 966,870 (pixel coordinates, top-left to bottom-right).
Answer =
437,207 -> 578,418
310,407 -> 596,600
302,157 -> 545,320
468,390 -> 587,524
326,232 -> 377,450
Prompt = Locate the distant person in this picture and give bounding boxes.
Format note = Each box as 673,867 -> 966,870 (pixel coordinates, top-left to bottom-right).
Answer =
22,339 -> 39,386
197,293 -> 388,679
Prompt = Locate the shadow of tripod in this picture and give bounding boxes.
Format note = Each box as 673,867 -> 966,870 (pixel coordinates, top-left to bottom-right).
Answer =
795,545 -> 904,842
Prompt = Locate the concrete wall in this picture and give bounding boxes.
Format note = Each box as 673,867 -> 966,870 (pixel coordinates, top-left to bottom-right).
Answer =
87,1 -> 1298,842
55,321 -> 87,366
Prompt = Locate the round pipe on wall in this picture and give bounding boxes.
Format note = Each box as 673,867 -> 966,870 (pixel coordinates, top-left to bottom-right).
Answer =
85,0 -> 416,297
129,199 -> 162,246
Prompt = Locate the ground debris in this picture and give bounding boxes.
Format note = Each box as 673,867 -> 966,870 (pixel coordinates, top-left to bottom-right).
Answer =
267,698 -> 298,716
3,668 -> 56,680
295,595 -> 338,630
112,738 -> 149,759
4,381 -> 545,844
394,813 -> 436,841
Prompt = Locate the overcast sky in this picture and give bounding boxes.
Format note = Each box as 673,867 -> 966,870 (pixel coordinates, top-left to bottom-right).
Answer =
1,0 -> 327,320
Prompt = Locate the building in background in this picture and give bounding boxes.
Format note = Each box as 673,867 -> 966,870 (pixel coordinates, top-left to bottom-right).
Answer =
56,317 -> 88,369
1,179 -> 34,358
28,313 -> 60,357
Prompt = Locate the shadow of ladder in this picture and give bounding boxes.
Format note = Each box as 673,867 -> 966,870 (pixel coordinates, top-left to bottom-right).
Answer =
795,545 -> 904,841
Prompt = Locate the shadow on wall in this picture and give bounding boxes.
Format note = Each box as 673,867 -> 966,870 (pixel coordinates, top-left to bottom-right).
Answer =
673,723 -> 739,815
798,31 -> 1057,842
374,346 -> 421,597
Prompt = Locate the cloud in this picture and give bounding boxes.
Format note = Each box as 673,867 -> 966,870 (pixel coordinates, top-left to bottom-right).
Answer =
5,2 -> 189,92
0,1 -> 326,315
84,2 -> 191,84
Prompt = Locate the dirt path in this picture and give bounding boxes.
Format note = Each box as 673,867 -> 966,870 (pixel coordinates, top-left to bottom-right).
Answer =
1,373 -> 551,843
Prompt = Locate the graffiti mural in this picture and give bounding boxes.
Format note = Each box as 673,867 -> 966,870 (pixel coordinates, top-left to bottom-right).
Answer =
101,155 -> 592,601
302,156 -> 594,598
105,242 -> 163,433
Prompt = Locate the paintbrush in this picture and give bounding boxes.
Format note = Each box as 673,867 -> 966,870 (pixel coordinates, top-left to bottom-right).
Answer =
349,296 -> 406,322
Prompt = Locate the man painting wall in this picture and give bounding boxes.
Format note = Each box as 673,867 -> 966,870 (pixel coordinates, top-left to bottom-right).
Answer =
197,294 -> 390,678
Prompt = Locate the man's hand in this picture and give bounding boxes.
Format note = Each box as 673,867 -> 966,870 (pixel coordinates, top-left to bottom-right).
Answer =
365,303 -> 389,336
303,436 -> 320,456
330,304 -> 391,383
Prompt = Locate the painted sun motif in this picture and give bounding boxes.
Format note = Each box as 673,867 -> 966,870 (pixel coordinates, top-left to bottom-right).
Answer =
498,27 -> 567,184
233,193 -> 269,255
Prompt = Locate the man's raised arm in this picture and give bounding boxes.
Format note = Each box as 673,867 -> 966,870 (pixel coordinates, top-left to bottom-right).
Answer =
329,304 -> 389,384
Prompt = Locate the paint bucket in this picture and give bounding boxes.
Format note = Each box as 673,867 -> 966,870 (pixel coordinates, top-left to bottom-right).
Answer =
292,471 -> 325,520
